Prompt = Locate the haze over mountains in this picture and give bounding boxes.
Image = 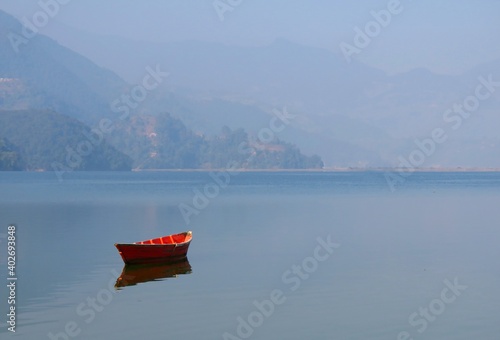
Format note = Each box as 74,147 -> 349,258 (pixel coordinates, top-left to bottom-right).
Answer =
39,15 -> 500,168
0,10 -> 323,172
1,8 -> 500,170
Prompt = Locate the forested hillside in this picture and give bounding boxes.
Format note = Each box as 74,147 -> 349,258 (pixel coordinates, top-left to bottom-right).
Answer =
0,137 -> 23,170
110,113 -> 324,170
0,110 -> 323,171
0,110 -> 132,171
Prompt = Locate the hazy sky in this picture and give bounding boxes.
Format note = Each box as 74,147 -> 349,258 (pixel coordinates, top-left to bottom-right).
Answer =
1,0 -> 499,75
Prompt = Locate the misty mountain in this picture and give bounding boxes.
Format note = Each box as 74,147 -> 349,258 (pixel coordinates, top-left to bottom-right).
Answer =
41,21 -> 500,167
4,10 -> 500,167
0,11 -> 322,171
41,22 -> 385,112
37,20 -> 387,166
0,10 -> 128,123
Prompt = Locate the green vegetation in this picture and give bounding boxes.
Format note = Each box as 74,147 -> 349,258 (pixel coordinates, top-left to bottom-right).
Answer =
0,138 -> 23,170
0,110 -> 132,171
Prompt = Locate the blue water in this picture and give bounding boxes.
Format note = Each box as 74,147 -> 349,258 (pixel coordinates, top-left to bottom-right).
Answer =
0,171 -> 499,339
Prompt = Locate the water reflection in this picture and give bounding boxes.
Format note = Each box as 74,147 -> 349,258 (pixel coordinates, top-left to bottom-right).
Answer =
115,258 -> 192,289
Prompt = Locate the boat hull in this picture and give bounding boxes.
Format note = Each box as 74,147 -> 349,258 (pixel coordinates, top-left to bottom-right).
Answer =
115,231 -> 192,264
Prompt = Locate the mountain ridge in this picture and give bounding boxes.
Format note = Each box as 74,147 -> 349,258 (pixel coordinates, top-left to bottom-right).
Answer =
2,9 -> 500,168
0,10 -> 324,171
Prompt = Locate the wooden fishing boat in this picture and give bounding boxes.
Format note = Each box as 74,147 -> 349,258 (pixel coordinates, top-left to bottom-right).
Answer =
115,231 -> 192,264
115,258 -> 192,288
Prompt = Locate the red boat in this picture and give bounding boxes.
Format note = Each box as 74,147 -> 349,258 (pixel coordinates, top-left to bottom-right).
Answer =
115,231 -> 192,264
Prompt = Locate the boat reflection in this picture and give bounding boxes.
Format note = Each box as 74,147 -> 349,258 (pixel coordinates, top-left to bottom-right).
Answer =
115,258 -> 192,289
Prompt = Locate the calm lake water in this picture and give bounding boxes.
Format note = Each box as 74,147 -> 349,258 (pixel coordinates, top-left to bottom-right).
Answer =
0,171 -> 499,339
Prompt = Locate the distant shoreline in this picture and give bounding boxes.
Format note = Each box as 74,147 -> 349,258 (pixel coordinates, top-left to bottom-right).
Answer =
130,168 -> 500,173
4,168 -> 500,173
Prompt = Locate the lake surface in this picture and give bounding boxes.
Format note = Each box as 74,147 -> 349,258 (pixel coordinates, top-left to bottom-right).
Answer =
0,171 -> 499,339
